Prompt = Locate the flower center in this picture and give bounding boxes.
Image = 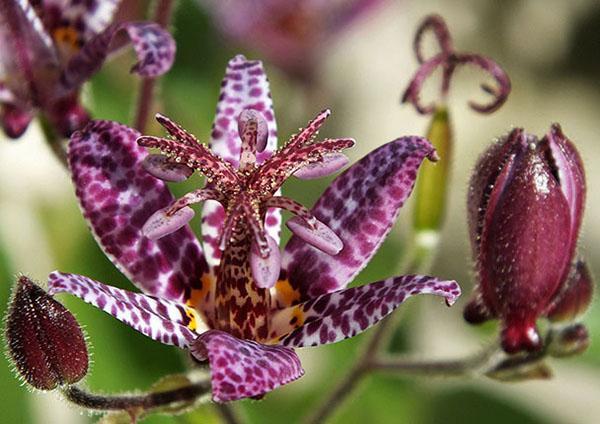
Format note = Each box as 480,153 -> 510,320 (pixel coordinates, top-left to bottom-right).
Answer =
137,109 -> 353,340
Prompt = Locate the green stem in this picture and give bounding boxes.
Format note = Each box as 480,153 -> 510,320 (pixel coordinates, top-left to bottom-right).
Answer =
40,117 -> 68,169
305,236 -> 448,424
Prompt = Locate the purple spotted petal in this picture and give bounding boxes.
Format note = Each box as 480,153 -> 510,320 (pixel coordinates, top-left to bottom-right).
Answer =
61,21 -> 175,91
142,206 -> 195,240
272,275 -> 460,347
202,55 -> 280,268
190,330 -> 304,402
38,0 -> 120,42
68,120 -> 210,303
286,216 -> 343,256
293,152 -> 350,180
48,272 -> 204,349
279,137 -> 435,305
0,0 -> 58,101
142,153 -> 194,182
250,235 -> 281,289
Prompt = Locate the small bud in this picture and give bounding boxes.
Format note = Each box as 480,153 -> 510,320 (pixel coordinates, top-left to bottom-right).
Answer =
545,261 -> 593,322
486,356 -> 552,382
464,125 -> 587,354
547,324 -> 590,358
5,276 -> 88,390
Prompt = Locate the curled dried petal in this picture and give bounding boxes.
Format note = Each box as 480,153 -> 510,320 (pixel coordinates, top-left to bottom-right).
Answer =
402,15 -> 511,115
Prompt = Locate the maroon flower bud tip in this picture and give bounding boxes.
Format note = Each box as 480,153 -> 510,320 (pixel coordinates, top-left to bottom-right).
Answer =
402,14 -> 511,115
5,276 -> 88,390
545,260 -> 593,322
464,125 -> 587,354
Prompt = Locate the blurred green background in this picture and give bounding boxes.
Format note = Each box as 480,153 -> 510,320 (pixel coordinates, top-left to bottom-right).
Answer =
1,0 -> 599,423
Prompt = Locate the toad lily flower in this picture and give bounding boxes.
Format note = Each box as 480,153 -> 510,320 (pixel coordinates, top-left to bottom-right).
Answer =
0,0 -> 175,138
48,55 -> 460,402
197,0 -> 385,81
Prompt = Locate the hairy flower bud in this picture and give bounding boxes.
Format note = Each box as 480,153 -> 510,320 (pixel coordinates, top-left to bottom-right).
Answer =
464,125 -> 587,354
5,276 -> 88,390
547,323 -> 590,358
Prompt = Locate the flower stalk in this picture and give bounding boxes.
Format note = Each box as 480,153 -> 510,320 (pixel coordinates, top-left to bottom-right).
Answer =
133,0 -> 176,133
62,381 -> 210,412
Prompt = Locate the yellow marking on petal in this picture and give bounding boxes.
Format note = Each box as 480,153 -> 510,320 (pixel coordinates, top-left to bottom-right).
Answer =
185,307 -> 199,332
185,273 -> 216,329
290,307 -> 305,328
186,273 -> 214,309
275,279 -> 300,306
53,26 -> 82,57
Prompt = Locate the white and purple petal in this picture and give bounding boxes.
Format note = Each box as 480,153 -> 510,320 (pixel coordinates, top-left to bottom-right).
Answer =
202,55 -> 280,268
39,0 -> 121,42
68,120 -> 212,308
271,275 -> 460,347
190,330 -> 304,402
278,136 -> 435,305
61,21 -> 175,91
0,0 -> 59,101
48,272 -> 204,348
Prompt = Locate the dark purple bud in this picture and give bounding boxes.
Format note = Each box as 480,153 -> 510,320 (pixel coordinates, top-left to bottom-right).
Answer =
5,276 -> 89,390
545,260 -> 593,322
1,104 -> 33,139
464,125 -> 587,354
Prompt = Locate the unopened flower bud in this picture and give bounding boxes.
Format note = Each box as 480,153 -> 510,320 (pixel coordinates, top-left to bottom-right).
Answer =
464,124 -> 587,354
486,356 -> 552,382
5,276 -> 89,390
547,323 -> 590,358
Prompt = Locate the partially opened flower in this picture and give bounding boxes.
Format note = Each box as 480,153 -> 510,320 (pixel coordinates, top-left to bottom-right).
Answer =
0,0 -> 175,139
48,55 -> 460,402
464,125 -> 591,354
197,0 -> 385,81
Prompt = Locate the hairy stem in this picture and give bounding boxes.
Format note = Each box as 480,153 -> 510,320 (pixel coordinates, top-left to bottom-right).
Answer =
133,0 -> 175,132
62,381 -> 210,412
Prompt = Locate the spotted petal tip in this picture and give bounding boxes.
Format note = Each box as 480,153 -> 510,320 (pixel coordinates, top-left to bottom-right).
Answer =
142,206 -> 195,240
142,153 -> 194,182
286,216 -> 343,255
190,330 -> 304,402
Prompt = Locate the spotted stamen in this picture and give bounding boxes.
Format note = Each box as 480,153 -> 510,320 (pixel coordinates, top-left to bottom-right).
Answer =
138,110 -> 353,339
